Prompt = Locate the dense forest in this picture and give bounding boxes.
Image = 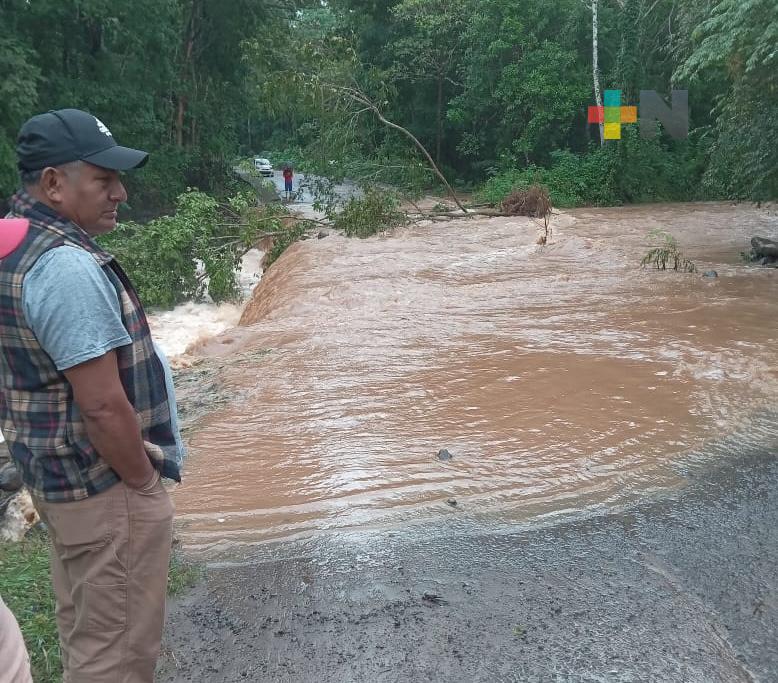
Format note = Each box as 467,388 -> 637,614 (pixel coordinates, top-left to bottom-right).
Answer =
1,0 -> 776,215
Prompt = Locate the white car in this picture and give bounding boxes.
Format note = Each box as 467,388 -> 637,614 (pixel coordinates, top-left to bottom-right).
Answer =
253,157 -> 273,176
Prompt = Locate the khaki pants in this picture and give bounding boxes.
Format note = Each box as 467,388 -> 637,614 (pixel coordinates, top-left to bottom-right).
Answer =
34,474 -> 173,683
0,595 -> 33,683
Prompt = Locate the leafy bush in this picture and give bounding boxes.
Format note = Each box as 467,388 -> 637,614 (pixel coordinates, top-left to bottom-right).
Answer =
332,188 -> 407,238
264,221 -> 309,269
99,189 -> 288,309
235,158 -> 263,178
478,149 -> 617,208
478,132 -> 706,208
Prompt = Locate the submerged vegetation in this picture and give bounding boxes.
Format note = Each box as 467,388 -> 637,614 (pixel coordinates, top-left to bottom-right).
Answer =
333,189 -> 408,238
641,230 -> 697,273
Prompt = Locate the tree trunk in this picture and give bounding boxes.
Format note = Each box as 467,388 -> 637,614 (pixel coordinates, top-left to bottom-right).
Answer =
329,84 -> 468,213
174,0 -> 198,148
175,96 -> 186,147
592,0 -> 604,146
436,74 -> 443,164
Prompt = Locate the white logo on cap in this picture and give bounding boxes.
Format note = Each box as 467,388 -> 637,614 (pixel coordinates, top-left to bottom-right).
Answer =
94,116 -> 113,137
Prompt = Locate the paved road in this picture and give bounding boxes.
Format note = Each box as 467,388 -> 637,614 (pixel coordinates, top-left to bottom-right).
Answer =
236,168 -> 360,220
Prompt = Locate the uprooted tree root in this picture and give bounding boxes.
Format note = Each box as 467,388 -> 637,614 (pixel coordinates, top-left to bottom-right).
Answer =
502,184 -> 553,245
416,184 -> 555,241
500,185 -> 552,219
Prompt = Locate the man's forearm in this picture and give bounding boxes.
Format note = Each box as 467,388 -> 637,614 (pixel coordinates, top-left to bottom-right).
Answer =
81,400 -> 155,488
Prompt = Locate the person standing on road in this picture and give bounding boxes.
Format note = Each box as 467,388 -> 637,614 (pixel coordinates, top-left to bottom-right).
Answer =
0,109 -> 185,682
283,165 -> 294,200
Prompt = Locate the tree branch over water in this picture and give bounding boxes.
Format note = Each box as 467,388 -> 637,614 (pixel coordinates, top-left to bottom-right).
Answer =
318,81 -> 468,214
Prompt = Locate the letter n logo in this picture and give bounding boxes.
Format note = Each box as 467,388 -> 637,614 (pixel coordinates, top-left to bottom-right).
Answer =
639,90 -> 689,140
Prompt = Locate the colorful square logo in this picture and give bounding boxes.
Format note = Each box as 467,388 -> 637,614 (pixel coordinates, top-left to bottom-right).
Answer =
588,90 -> 638,140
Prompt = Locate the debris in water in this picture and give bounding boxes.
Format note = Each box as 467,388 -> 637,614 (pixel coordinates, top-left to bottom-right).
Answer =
436,448 -> 453,461
446,498 -> 458,507
703,270 -> 718,278
422,593 -> 448,606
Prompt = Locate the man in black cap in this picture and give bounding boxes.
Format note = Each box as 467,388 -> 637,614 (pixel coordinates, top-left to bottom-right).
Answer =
1,109 -> 184,682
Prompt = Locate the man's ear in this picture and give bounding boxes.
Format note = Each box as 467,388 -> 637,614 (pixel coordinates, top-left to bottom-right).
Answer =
38,166 -> 66,204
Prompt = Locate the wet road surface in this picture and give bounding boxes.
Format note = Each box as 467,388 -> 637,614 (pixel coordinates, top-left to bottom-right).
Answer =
159,432 -> 778,682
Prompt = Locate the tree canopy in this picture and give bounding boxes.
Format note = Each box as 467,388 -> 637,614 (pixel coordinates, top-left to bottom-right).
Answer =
1,0 -> 774,213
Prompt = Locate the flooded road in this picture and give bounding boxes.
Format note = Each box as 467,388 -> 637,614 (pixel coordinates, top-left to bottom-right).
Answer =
172,203 -> 778,553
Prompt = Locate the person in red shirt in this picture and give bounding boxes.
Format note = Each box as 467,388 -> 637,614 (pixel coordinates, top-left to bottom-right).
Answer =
282,165 -> 294,200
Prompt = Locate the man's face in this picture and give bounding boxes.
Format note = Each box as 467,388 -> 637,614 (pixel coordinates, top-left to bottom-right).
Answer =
52,162 -> 128,235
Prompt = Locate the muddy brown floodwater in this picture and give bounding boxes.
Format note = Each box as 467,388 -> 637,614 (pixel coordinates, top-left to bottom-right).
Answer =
172,202 -> 778,555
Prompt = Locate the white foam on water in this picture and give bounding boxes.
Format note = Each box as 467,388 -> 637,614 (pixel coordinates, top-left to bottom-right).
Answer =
0,250 -> 264,444
147,249 -> 263,359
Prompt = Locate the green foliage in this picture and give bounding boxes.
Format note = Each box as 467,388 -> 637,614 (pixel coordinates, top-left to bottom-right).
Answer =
333,188 -> 407,238
389,0 -> 469,162
99,189 -> 287,309
0,535 -> 60,683
641,230 -> 697,273
167,552 -> 204,596
265,222 -> 309,269
478,150 -> 617,208
1,0 -> 774,220
676,0 -> 778,200
255,0 -> 775,205
479,130 -> 706,208
235,158 -> 263,179
447,0 -> 590,171
0,0 -> 285,211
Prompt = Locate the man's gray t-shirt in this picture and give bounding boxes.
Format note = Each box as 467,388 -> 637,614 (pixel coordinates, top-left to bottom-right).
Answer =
22,245 -> 186,463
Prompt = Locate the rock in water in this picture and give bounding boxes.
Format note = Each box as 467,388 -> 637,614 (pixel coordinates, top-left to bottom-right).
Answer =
702,270 -> 718,278
421,592 -> 448,605
0,462 -> 22,492
751,236 -> 778,258
436,448 -> 453,461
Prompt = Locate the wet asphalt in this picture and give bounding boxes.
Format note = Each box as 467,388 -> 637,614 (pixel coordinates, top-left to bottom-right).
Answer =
157,431 -> 778,683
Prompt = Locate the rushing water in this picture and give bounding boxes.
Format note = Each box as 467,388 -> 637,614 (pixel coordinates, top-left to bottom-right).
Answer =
170,203 -> 778,552
146,249 -> 264,362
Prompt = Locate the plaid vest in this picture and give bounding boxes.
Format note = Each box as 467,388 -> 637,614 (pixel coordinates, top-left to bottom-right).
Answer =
1,191 -> 181,502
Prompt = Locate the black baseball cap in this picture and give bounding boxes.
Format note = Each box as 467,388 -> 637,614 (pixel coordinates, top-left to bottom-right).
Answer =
16,108 -> 149,172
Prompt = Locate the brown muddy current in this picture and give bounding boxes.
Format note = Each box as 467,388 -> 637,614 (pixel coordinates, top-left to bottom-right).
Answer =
173,203 -> 778,552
